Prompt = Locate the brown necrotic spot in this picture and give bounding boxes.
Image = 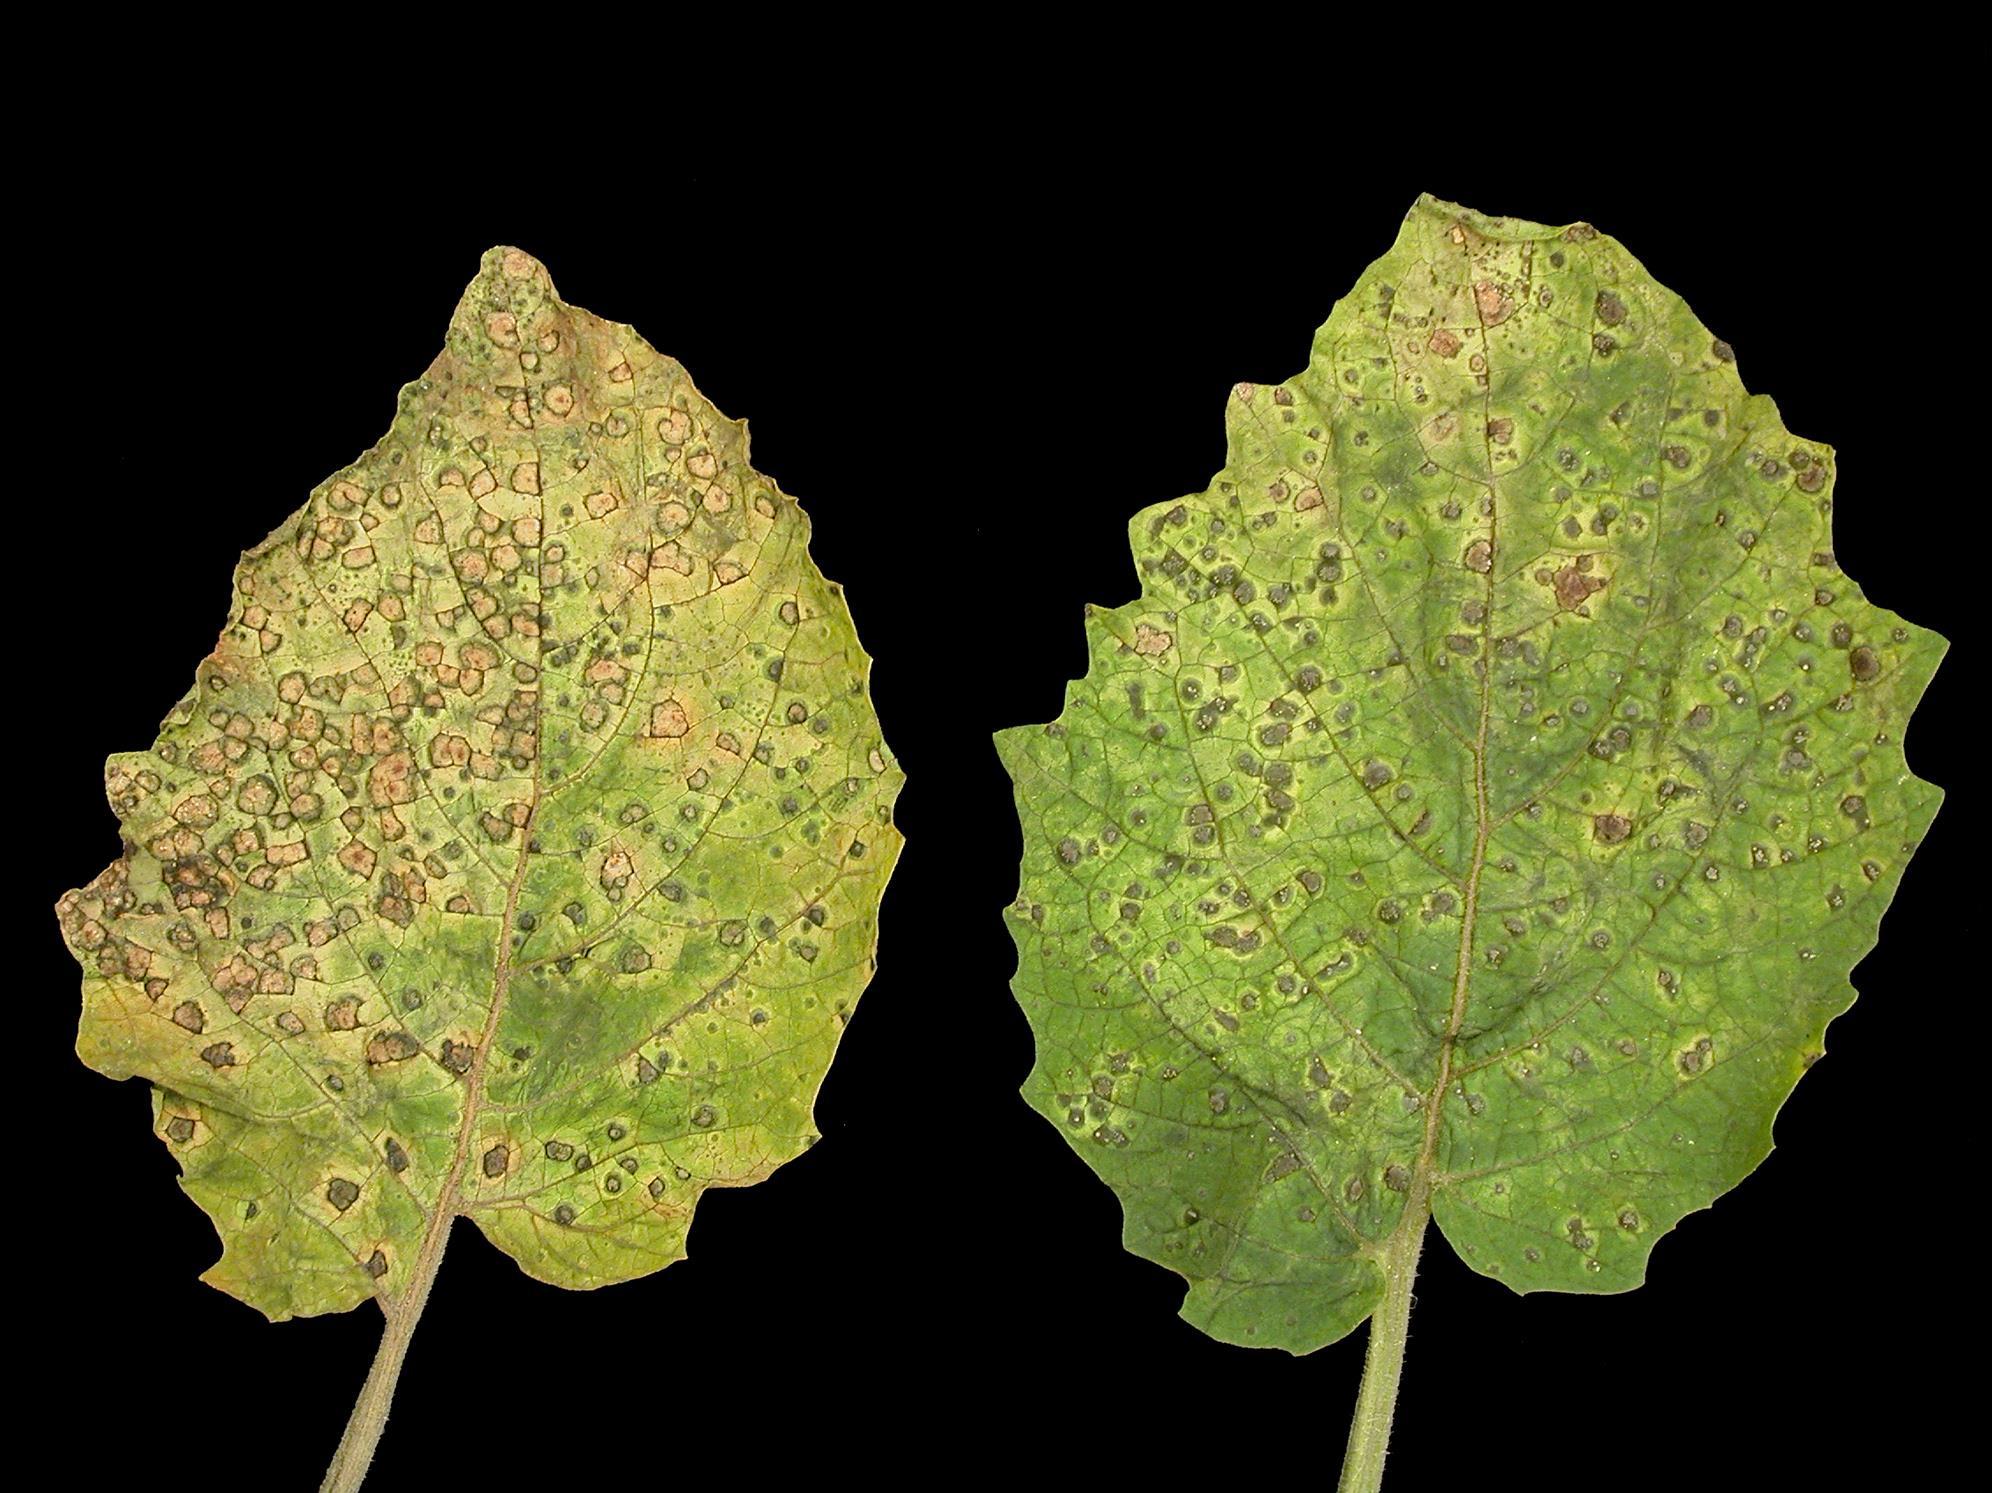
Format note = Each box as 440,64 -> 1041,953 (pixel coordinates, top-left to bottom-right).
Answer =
1473,280 -> 1514,326
1849,645 -> 1880,682
327,1177 -> 361,1212
482,1143 -> 509,1178
366,752 -> 415,807
366,1030 -> 420,1065
1592,813 -> 1632,845
1551,562 -> 1606,611
649,699 -> 691,738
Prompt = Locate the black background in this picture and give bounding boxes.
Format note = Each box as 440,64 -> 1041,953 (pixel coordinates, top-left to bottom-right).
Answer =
27,130 -> 1970,1490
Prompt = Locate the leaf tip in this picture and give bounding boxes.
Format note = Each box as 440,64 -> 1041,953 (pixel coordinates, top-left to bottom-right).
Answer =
477,243 -> 551,284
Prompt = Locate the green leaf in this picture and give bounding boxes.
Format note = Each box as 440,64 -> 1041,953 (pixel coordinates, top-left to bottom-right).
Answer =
995,196 -> 1944,1361
57,247 -> 901,1486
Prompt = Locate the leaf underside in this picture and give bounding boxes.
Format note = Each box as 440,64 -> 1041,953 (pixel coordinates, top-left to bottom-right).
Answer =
59,248 -> 903,1320
996,195 -> 1943,1353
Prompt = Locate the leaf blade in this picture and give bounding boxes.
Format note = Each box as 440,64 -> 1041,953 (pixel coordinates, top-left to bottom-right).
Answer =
59,246 -> 902,1322
998,195 -> 1943,1352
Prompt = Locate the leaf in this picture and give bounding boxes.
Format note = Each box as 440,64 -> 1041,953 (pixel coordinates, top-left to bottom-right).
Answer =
995,196 -> 1944,1359
56,247 -> 901,1483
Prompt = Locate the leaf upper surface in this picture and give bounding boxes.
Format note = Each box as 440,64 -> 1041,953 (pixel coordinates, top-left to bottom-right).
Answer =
58,248 -> 902,1319
996,196 -> 1943,1352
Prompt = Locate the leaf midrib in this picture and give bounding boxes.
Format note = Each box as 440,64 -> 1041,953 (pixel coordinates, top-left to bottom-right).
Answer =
1398,227 -> 1505,1255
388,445 -> 553,1319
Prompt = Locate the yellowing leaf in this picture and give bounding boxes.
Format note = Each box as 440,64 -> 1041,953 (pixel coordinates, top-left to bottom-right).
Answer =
996,196 -> 1942,1485
57,247 -> 901,1490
